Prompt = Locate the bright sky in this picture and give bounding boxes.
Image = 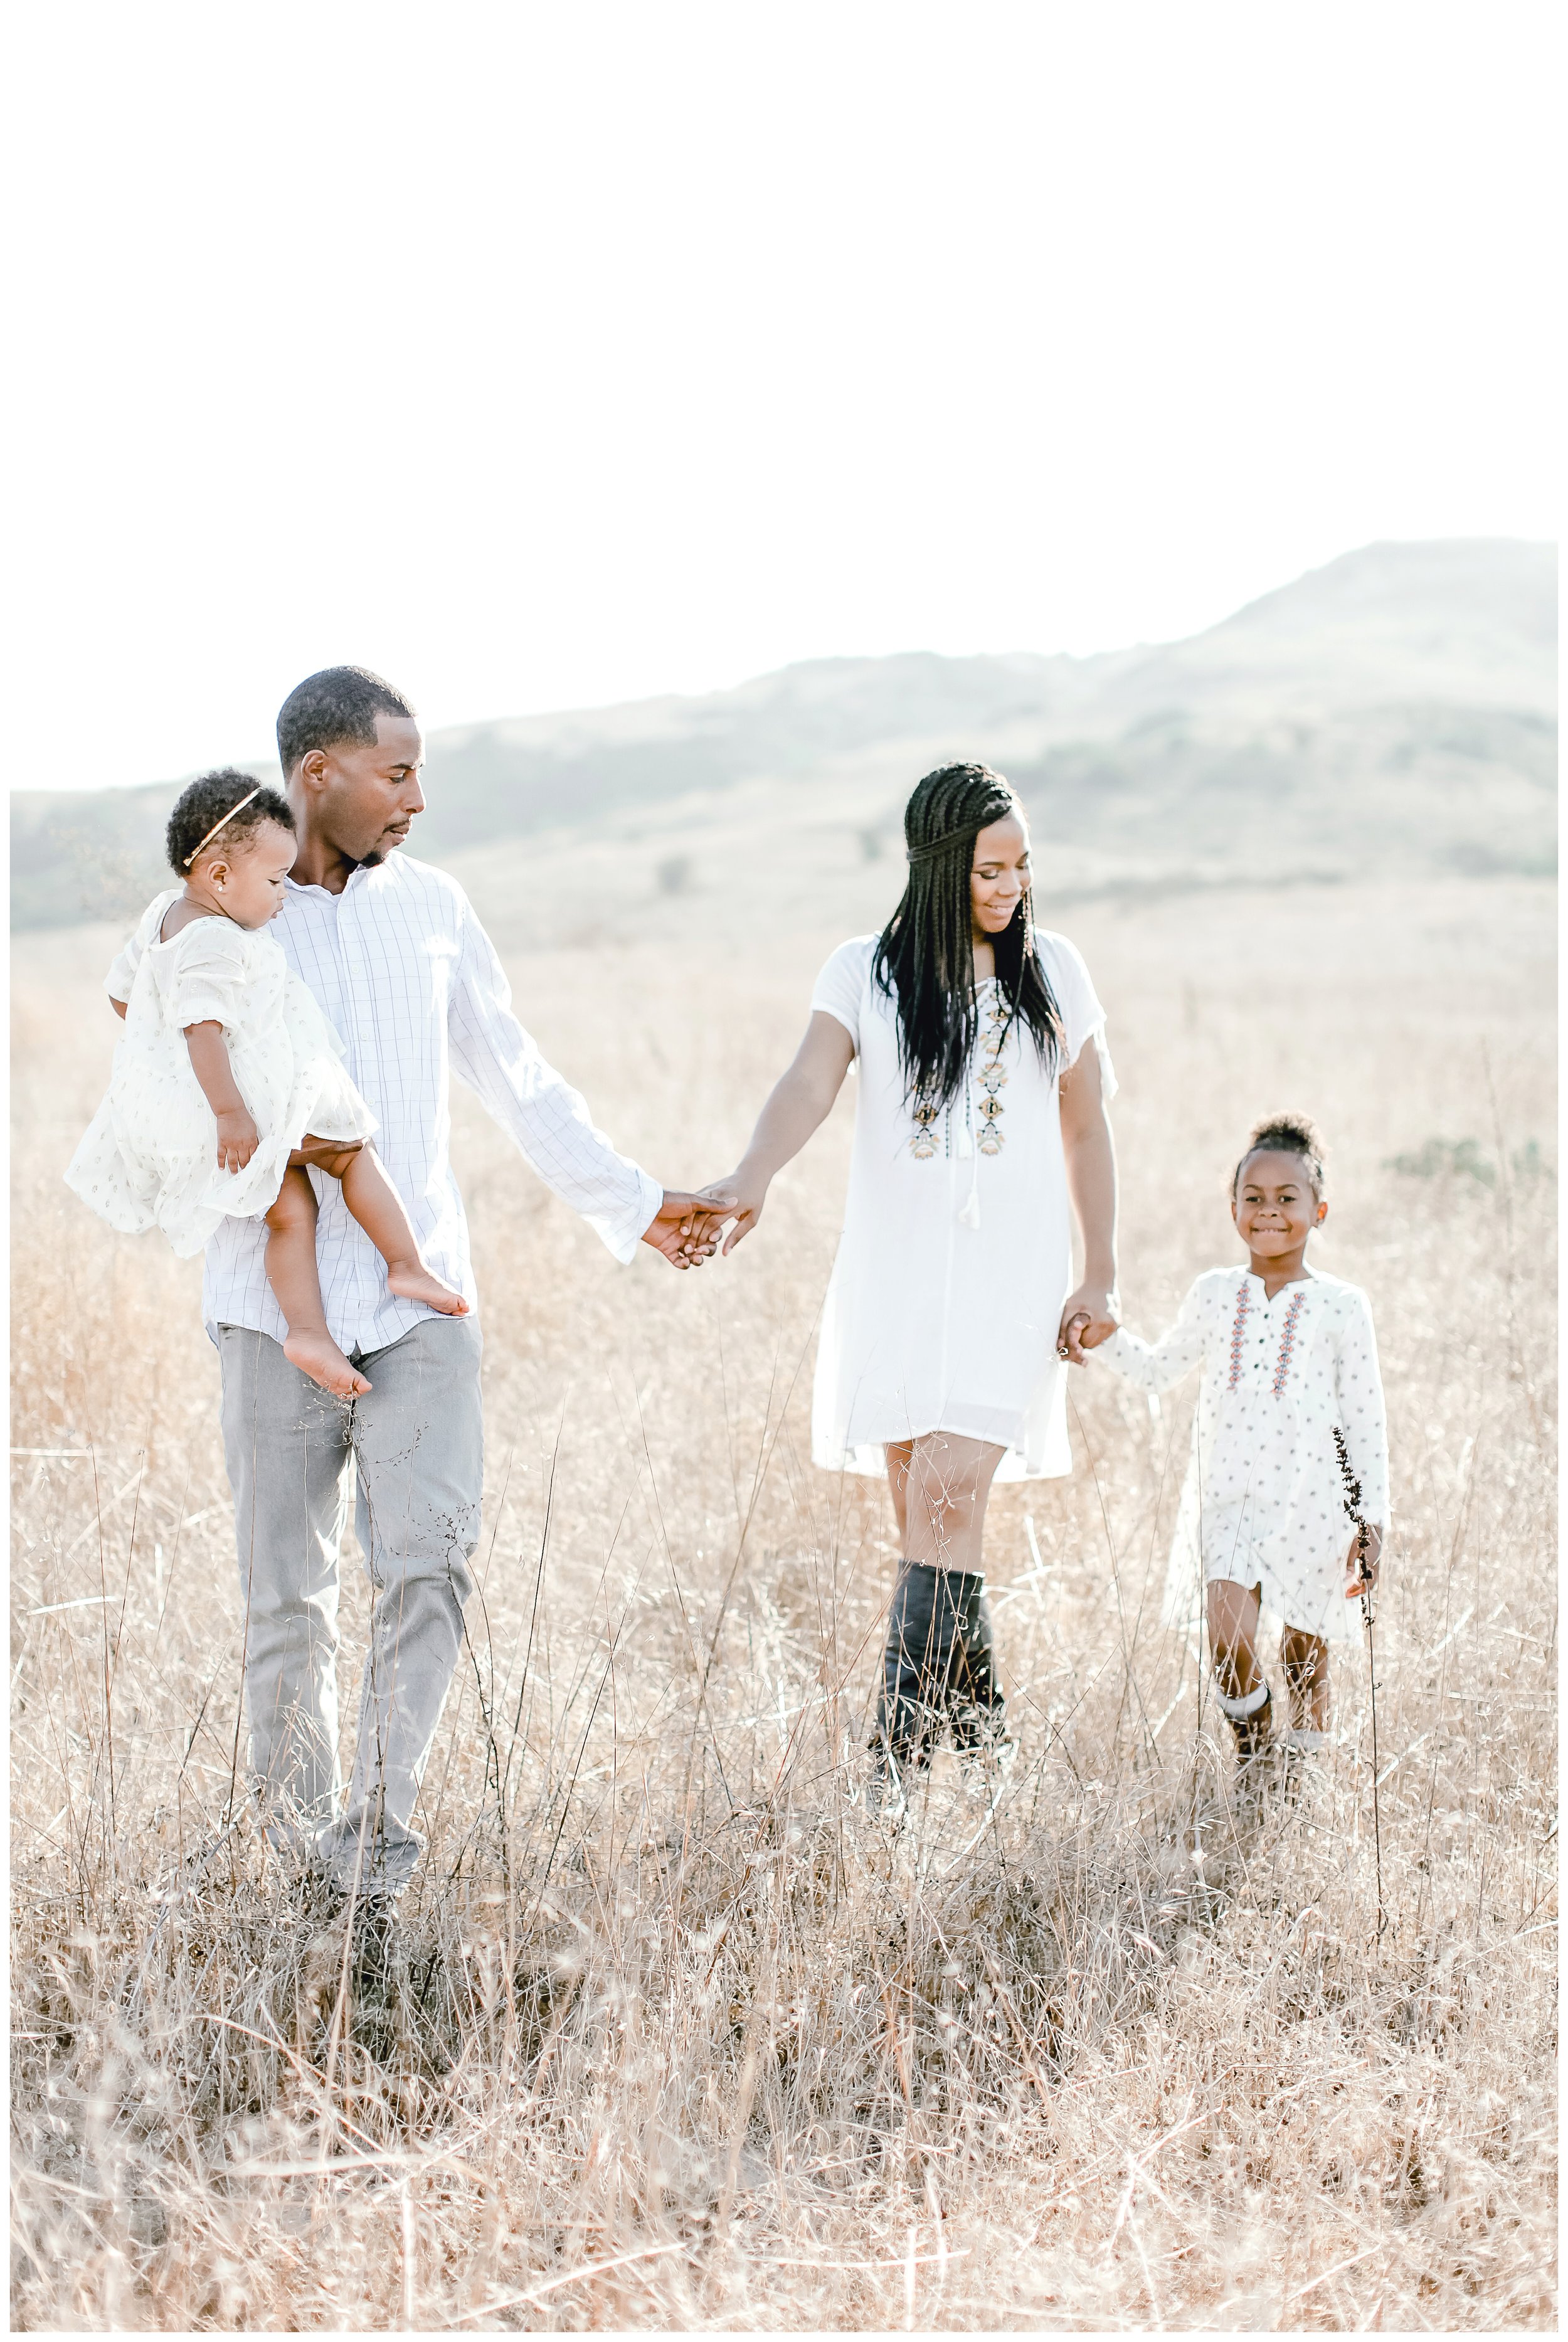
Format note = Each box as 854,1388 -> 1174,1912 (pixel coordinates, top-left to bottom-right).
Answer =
9,2 -> 1557,792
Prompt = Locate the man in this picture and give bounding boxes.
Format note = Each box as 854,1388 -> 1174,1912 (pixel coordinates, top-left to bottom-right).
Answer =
207,664 -> 725,1910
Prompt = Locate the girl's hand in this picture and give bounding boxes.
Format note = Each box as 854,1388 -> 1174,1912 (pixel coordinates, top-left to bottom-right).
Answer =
697,1170 -> 767,1256
216,1106 -> 260,1174
1057,1285 -> 1118,1364
1345,1522 -> 1383,1596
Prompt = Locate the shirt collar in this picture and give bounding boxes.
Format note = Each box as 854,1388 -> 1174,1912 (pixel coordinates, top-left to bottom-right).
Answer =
284,864 -> 373,904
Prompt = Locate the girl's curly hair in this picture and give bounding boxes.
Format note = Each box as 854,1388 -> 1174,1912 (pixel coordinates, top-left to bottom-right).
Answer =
1232,1112 -> 1327,1199
165,770 -> 295,877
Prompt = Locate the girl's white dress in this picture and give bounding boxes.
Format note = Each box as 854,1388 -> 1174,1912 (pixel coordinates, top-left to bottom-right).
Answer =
65,889 -> 377,1259
1094,1267 -> 1390,1642
809,928 -> 1115,1481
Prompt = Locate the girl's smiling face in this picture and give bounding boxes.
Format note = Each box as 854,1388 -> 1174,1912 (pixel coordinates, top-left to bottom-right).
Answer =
970,812 -> 1030,940
1232,1148 -> 1327,1260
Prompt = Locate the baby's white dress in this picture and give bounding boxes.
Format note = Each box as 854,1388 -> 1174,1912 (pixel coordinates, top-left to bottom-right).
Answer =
65,889 -> 377,1259
809,928 -> 1115,1481
1094,1266 -> 1390,1642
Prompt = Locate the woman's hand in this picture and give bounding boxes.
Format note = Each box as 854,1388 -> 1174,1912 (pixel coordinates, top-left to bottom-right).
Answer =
701,1014 -> 854,1258
696,1168 -> 768,1255
215,1106 -> 260,1174
1058,1037 -> 1118,1366
1057,1285 -> 1118,1364
1345,1522 -> 1384,1596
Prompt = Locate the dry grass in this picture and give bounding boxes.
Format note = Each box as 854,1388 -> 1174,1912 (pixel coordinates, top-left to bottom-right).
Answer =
9,873 -> 1557,2330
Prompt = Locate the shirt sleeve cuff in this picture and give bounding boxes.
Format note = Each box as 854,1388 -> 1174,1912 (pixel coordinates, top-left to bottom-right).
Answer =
600,1167 -> 664,1265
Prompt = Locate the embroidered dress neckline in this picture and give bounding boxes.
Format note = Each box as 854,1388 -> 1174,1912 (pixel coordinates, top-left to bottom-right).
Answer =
1246,1269 -> 1320,1302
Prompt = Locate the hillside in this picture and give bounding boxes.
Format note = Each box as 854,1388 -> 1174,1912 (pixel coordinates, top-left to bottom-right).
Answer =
11,538 -> 1555,934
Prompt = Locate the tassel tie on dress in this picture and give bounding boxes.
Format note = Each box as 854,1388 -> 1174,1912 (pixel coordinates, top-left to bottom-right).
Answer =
957,1094 -> 980,1228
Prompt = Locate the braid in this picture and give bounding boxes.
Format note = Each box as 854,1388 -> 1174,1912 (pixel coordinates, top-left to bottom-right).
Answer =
872,763 -> 1062,1111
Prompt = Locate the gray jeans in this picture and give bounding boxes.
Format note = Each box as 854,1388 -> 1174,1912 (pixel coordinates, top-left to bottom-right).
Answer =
218,1315 -> 483,1893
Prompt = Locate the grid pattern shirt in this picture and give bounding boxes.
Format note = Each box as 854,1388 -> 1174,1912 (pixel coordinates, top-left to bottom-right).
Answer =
110,854 -> 660,1355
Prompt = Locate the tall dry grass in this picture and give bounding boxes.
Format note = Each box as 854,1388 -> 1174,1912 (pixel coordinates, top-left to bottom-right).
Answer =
9,875 -> 1557,2329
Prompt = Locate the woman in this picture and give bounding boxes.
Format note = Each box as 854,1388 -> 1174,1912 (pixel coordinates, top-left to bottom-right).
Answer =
700,763 -> 1118,1792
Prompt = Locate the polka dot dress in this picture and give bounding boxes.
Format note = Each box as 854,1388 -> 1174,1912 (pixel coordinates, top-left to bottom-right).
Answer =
64,889 -> 378,1260
1096,1266 -> 1390,1643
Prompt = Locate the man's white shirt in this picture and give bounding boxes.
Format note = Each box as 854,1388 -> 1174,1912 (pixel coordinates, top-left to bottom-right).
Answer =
113,854 -> 661,1355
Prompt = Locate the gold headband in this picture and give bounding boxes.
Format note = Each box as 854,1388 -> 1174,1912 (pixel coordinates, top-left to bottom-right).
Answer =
183,785 -> 263,867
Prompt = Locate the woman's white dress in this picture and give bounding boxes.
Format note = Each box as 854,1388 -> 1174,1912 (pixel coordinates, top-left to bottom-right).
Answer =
65,889 -> 377,1259
809,927 -> 1115,1482
1094,1267 -> 1390,1642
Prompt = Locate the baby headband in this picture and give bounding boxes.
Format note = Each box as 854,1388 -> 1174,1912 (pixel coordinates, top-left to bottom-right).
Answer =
184,785 -> 263,867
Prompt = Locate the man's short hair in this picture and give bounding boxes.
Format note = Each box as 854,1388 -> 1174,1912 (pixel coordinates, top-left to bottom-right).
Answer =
276,667 -> 418,776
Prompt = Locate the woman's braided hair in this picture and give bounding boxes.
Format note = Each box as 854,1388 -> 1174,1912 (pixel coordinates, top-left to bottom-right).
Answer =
165,770 -> 295,877
872,762 -> 1063,1113
1232,1112 -> 1327,1200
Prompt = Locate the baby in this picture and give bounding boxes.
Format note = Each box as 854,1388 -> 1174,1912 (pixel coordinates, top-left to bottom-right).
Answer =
66,769 -> 466,1396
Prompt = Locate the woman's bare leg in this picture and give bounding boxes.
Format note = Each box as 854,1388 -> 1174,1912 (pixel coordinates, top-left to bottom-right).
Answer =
303,1140 -> 468,1316
886,1440 -> 912,1545
263,1167 -> 372,1397
1280,1626 -> 1330,1732
885,1431 -> 1007,1574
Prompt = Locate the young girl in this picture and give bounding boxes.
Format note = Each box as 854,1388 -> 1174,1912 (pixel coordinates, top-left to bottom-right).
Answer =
66,769 -> 467,1397
698,762 -> 1119,1798
1089,1113 -> 1389,1772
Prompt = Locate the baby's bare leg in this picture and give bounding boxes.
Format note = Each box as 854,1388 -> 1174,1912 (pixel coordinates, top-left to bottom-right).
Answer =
263,1168 -> 372,1397
303,1139 -> 469,1317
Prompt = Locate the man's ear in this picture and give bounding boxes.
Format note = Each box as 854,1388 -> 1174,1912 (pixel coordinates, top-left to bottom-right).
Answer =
296,749 -> 330,792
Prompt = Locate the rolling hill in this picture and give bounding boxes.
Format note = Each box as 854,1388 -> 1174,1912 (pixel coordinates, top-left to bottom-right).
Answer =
11,538 -> 1555,936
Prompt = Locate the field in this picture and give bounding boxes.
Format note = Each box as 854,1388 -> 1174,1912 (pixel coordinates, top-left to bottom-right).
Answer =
9,868 -> 1558,2330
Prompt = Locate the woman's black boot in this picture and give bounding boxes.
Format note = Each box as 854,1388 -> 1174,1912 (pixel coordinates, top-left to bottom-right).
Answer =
871,1562 -> 1007,1782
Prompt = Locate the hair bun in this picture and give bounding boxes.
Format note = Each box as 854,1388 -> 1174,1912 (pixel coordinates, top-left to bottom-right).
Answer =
1234,1114 -> 1327,1197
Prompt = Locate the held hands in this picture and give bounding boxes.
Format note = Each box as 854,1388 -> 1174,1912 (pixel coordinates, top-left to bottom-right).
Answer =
1056,1285 -> 1118,1365
1345,1522 -> 1384,1598
215,1106 -> 260,1174
640,1189 -> 738,1271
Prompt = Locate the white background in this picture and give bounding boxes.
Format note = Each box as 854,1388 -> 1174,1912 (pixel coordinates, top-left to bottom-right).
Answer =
7,1 -> 1557,790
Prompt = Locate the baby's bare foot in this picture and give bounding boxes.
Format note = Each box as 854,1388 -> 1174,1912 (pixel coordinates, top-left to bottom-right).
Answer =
386,1261 -> 470,1315
284,1328 -> 373,1397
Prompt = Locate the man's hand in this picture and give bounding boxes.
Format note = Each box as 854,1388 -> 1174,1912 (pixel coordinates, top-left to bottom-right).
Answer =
216,1106 -> 260,1174
640,1189 -> 737,1270
1345,1522 -> 1384,1596
1057,1285 -> 1118,1365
